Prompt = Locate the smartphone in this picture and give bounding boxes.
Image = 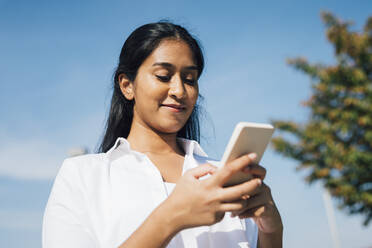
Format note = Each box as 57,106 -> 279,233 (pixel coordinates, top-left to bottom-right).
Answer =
220,122 -> 275,187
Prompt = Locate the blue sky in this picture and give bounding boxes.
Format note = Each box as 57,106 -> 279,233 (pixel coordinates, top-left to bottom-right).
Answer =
1,0 -> 371,247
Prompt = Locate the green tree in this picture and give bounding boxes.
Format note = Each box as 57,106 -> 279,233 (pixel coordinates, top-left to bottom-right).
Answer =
272,12 -> 372,225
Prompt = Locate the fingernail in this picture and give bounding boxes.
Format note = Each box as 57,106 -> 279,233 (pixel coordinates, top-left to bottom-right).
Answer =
248,153 -> 257,161
242,194 -> 250,200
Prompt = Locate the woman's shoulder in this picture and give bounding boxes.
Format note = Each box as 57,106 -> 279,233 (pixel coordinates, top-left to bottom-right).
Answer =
55,152 -> 109,184
64,152 -> 107,166
62,152 -> 107,169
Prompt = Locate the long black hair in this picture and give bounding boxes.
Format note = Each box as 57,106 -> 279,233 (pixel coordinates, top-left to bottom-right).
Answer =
99,21 -> 205,153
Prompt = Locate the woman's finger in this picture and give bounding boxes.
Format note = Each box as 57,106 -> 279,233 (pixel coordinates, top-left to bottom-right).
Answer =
242,164 -> 267,180
219,178 -> 262,202
219,199 -> 247,212
237,205 -> 266,219
212,153 -> 257,186
188,163 -> 218,179
235,193 -> 271,216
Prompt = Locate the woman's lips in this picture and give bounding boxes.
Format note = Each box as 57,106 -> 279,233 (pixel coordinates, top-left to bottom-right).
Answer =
161,104 -> 186,112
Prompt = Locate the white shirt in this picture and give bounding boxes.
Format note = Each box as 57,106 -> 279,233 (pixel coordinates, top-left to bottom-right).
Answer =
42,137 -> 258,248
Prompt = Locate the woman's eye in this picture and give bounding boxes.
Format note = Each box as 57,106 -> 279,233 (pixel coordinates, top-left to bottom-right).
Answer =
185,78 -> 197,85
156,75 -> 170,82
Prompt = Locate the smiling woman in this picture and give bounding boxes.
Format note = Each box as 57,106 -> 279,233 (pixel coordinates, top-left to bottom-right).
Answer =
42,22 -> 283,248
99,23 -> 204,153
119,39 -> 199,142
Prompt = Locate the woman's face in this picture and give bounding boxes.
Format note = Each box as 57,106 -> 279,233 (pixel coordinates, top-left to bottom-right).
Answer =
124,39 -> 199,135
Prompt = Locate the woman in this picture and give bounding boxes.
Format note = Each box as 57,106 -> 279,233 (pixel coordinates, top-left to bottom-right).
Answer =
43,22 -> 283,248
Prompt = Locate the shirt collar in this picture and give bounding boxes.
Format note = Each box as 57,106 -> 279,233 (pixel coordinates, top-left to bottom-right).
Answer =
106,137 -> 207,162
176,138 -> 207,157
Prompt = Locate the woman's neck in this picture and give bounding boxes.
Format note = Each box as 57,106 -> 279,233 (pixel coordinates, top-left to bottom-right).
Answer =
127,120 -> 184,156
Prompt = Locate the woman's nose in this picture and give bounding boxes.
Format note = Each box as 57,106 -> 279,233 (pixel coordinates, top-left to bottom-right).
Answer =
169,75 -> 186,99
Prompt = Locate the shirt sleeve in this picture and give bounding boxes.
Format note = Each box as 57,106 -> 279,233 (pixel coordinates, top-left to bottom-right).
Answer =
42,159 -> 99,248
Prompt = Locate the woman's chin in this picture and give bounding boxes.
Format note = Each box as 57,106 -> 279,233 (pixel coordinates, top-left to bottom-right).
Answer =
155,122 -> 185,135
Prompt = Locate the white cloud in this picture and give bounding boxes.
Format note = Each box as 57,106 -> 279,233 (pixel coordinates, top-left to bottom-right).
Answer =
0,138 -> 66,180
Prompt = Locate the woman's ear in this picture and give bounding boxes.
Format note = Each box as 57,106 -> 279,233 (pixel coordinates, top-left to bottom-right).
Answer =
118,74 -> 134,100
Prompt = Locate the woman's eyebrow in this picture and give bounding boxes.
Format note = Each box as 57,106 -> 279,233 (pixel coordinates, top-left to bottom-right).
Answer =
152,62 -> 173,68
152,62 -> 198,71
185,65 -> 198,71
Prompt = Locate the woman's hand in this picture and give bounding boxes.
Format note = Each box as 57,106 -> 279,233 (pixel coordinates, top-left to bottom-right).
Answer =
164,153 -> 263,231
231,181 -> 283,233
229,163 -> 283,245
